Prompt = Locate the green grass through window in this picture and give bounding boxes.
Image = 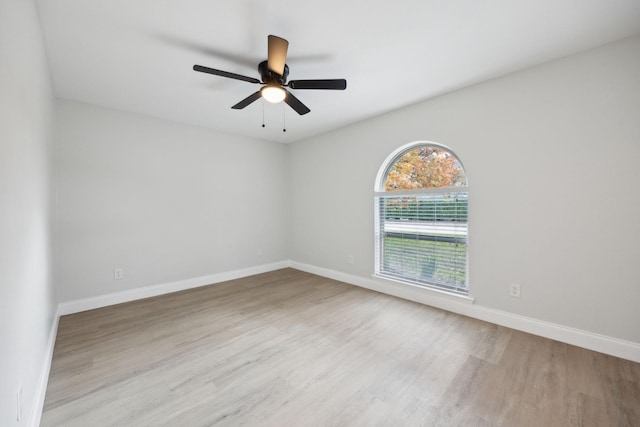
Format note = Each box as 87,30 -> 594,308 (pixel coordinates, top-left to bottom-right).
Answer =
382,236 -> 466,291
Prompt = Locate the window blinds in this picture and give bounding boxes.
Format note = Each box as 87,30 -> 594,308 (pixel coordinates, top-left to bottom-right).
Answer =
375,191 -> 468,294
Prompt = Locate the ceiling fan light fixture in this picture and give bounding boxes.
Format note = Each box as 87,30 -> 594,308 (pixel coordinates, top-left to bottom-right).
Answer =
261,85 -> 286,103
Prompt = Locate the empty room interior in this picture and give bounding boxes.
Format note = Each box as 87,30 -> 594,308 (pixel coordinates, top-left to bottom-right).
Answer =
2,0 -> 640,426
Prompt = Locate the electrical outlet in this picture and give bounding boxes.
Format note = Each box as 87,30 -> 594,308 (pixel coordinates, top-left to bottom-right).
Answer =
510,283 -> 521,298
347,255 -> 354,265
257,248 -> 263,257
17,385 -> 22,422
114,268 -> 123,280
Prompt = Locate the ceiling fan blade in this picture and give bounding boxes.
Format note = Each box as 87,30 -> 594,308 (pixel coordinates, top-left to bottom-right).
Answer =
193,65 -> 261,84
267,35 -> 288,76
284,90 -> 310,115
288,79 -> 347,90
231,91 -> 262,109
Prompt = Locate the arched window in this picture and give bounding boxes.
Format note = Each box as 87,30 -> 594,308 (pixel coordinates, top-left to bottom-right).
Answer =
374,142 -> 468,294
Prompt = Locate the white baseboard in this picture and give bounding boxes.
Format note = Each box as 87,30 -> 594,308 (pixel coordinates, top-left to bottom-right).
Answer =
58,261 -> 290,315
289,260 -> 640,363
29,305 -> 60,427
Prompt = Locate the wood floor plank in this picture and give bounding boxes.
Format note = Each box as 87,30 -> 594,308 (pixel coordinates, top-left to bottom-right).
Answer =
41,268 -> 640,426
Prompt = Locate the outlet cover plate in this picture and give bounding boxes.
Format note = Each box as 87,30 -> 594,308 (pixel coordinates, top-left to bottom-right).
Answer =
510,283 -> 521,298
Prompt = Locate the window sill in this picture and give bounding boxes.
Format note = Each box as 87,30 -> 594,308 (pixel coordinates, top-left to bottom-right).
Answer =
372,274 -> 475,304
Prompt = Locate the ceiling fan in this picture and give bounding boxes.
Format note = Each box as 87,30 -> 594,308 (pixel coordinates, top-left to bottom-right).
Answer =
193,35 -> 347,115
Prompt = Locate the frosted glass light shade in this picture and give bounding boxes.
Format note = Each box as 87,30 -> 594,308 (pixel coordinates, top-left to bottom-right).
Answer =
261,85 -> 286,103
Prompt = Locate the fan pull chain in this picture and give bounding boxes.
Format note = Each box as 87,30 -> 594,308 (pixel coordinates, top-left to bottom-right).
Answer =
261,101 -> 265,128
282,102 -> 286,132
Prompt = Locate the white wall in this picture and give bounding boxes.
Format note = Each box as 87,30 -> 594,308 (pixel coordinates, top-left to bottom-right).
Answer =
0,0 -> 57,425
55,100 -> 289,302
289,35 -> 640,344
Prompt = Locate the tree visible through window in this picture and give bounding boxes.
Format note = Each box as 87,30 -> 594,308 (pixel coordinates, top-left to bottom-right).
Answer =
385,146 -> 466,191
375,143 -> 468,294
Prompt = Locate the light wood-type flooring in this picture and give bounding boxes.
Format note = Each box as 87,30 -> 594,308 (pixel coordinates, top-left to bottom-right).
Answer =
42,268 -> 640,426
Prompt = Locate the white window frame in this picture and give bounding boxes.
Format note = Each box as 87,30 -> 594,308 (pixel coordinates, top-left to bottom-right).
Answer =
374,141 -> 469,295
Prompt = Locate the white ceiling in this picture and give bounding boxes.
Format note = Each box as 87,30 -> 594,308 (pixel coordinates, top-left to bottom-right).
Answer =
37,0 -> 640,143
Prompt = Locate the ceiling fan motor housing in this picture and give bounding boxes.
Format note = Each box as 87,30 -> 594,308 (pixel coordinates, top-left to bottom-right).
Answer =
259,60 -> 289,85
